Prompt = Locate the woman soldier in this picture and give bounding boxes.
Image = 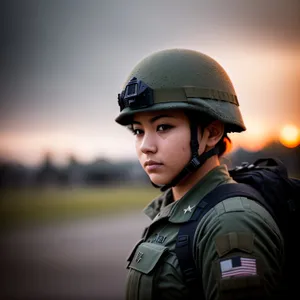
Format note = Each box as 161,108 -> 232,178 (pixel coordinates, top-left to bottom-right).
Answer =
115,49 -> 284,300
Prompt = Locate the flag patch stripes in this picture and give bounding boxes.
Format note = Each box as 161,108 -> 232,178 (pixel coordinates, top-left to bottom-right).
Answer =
220,256 -> 257,278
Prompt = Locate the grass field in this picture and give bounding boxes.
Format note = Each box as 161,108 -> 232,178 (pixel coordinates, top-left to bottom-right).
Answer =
0,186 -> 160,229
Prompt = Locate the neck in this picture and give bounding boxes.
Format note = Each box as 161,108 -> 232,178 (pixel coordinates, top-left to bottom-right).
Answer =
171,155 -> 220,201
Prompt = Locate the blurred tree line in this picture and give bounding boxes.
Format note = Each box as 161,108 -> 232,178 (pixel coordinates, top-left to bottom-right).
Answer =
225,142 -> 300,177
0,152 -> 149,189
0,142 -> 299,189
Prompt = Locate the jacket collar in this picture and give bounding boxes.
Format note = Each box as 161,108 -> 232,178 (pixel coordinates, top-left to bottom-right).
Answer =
143,164 -> 234,223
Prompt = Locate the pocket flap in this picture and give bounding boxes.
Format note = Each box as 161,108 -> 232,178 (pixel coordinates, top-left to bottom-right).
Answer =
128,242 -> 168,274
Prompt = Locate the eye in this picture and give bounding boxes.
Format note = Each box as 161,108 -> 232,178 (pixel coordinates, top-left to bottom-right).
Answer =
132,128 -> 144,136
157,124 -> 173,132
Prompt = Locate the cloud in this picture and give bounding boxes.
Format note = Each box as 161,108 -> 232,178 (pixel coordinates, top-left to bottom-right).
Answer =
0,0 -> 299,163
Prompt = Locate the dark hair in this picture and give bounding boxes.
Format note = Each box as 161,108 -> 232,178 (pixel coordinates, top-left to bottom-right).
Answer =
185,111 -> 232,157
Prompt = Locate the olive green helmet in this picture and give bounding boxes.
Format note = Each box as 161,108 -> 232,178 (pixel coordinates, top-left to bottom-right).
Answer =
115,48 -> 246,132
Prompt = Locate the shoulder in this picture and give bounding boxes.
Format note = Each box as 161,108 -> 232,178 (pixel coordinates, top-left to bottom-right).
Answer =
194,196 -> 285,299
199,196 -> 282,239
193,196 -> 284,263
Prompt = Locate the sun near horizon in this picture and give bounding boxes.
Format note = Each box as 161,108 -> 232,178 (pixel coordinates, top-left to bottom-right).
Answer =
279,124 -> 300,148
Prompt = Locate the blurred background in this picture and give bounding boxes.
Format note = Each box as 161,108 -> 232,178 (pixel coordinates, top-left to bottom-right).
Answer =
0,0 -> 299,299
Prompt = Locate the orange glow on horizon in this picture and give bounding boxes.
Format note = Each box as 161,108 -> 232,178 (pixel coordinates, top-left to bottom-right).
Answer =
279,124 -> 300,148
229,121 -> 275,152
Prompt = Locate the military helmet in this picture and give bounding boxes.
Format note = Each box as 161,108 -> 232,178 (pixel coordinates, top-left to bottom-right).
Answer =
116,48 -> 246,132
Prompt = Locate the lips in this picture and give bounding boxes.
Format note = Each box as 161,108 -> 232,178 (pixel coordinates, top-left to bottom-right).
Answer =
144,160 -> 163,171
144,160 -> 163,167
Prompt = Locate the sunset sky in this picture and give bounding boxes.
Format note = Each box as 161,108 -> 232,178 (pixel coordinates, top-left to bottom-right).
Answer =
0,0 -> 299,166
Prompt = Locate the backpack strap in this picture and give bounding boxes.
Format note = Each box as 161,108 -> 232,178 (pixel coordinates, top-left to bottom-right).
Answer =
175,182 -> 270,296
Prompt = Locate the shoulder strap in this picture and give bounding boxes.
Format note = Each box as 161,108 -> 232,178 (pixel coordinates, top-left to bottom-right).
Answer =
175,183 -> 269,295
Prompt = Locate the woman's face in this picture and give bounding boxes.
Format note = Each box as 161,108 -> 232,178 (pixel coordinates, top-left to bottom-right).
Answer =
131,110 -> 193,186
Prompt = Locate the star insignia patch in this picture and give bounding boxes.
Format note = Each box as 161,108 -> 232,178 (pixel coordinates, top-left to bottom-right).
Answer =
183,205 -> 195,214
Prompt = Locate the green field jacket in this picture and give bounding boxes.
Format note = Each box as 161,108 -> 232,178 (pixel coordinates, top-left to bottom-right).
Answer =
125,165 -> 284,300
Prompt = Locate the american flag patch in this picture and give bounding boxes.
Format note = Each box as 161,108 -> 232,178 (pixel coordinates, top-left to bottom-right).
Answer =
220,256 -> 257,278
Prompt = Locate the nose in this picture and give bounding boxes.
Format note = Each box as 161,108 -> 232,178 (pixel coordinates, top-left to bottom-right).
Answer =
139,132 -> 157,154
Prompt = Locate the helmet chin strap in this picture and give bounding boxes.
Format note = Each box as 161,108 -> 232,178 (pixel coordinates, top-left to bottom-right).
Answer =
150,121 -> 220,192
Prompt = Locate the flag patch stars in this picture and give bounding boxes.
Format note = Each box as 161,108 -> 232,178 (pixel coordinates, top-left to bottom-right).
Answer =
220,256 -> 257,278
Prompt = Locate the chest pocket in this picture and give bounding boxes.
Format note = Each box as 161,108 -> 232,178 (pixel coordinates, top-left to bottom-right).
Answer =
126,242 -> 169,300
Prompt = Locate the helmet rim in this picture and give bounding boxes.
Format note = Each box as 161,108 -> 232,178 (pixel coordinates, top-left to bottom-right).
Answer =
115,98 -> 246,133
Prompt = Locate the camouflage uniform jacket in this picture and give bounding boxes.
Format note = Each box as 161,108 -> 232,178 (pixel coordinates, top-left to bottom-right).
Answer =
125,165 -> 284,300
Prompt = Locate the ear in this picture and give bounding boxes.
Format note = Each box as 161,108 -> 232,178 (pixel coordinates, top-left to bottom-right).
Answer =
205,120 -> 224,147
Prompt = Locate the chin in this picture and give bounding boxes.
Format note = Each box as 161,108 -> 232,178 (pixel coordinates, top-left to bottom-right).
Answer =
148,175 -> 170,186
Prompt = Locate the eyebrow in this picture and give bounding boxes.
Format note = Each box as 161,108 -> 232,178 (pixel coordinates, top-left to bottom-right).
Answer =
132,114 -> 175,125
